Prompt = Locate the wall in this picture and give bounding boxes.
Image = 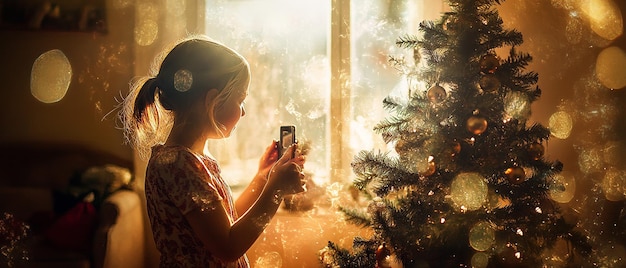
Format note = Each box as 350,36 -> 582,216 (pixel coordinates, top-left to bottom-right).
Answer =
0,0 -> 136,161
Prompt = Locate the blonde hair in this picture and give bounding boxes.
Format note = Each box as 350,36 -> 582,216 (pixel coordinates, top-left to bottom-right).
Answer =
119,35 -> 250,158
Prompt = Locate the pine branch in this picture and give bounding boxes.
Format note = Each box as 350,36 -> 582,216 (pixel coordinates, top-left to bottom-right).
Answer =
352,151 -> 423,196
396,34 -> 420,49
382,96 -> 404,113
338,206 -> 372,228
325,241 -> 375,268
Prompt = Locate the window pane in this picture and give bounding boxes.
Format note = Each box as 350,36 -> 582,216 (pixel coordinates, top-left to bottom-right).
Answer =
350,0 -> 445,152
205,0 -> 330,189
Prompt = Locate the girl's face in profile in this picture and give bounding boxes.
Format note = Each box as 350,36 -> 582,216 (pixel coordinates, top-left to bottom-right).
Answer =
214,85 -> 248,137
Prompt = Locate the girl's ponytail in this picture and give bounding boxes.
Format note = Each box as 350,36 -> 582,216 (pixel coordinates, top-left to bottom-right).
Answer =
119,76 -> 169,159
133,77 -> 159,124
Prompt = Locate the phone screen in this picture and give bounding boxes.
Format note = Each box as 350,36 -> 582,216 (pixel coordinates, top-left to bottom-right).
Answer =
279,125 -> 296,158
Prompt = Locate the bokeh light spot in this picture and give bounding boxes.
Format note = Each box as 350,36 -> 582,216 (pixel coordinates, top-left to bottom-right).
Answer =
596,46 -> 626,90
579,146 -> 604,174
603,141 -> 623,166
548,111 -> 573,139
30,49 -> 72,103
580,0 -> 623,41
135,19 -> 159,46
112,0 -> 132,9
602,167 -> 625,201
597,243 -> 626,267
166,0 -> 186,17
549,171 -> 576,203
471,252 -> 490,268
565,16 -> 583,44
450,172 -> 488,211
254,251 -> 283,268
469,221 -> 495,251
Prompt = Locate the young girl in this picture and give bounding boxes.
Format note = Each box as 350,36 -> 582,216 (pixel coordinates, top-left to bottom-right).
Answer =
119,36 -> 306,267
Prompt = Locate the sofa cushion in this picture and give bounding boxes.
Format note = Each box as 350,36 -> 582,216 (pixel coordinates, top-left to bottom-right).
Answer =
44,201 -> 97,254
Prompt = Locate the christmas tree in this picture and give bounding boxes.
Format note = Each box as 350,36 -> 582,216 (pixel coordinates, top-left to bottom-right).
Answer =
321,0 -> 594,267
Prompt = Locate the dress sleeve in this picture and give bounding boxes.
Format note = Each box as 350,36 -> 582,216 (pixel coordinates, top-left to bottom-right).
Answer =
157,150 -> 224,215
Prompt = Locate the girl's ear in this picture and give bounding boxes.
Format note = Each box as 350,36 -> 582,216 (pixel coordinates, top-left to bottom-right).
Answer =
204,88 -> 219,108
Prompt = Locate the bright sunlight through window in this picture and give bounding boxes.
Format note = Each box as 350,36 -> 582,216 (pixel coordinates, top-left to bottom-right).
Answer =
204,0 -> 445,191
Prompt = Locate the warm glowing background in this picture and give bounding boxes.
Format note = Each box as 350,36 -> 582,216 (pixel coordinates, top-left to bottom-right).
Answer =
1,0 -> 625,267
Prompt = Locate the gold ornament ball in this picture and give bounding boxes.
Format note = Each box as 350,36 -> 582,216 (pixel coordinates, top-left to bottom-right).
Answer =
480,54 -> 500,74
427,84 -> 447,104
467,116 -> 488,135
505,167 -> 526,184
479,74 -> 501,92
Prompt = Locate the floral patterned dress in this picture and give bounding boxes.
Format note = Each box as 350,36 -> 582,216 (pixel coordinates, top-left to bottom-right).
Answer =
145,144 -> 250,268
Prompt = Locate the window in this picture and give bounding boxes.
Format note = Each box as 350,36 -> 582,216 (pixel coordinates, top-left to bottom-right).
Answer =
203,0 -> 445,191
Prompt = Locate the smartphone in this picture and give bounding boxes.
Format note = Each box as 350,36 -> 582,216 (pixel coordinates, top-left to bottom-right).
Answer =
278,125 -> 296,159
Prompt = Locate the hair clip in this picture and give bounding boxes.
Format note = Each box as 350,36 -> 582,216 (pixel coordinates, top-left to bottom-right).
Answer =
174,69 -> 193,92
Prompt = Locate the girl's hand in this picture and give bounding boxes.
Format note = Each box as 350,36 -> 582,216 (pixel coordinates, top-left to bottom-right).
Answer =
267,144 -> 306,196
257,140 -> 279,177
257,140 -> 306,180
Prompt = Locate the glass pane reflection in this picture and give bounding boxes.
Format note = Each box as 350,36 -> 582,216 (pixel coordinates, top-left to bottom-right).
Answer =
205,0 -> 330,188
